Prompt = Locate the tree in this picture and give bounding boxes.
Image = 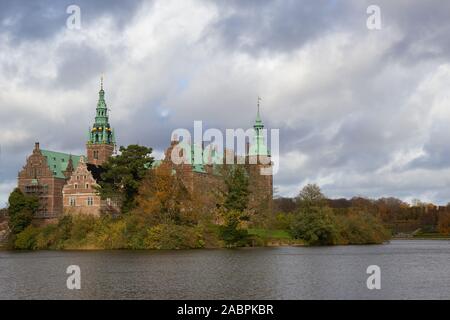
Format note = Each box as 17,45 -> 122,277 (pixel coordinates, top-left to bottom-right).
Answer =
297,183 -> 326,208
291,184 -> 337,245
7,188 -> 39,234
438,212 -> 450,234
218,166 -> 250,246
218,210 -> 249,247
135,164 -> 199,225
98,145 -> 154,213
223,166 -> 249,212
290,206 -> 337,245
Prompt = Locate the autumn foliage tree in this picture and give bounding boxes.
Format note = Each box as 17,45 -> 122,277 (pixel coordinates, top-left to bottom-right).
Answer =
438,212 -> 450,234
135,164 -> 200,225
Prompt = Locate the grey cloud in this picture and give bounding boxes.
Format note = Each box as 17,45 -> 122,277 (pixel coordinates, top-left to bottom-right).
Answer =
0,0 -> 144,43
2,0 -> 450,206
209,0 -> 356,55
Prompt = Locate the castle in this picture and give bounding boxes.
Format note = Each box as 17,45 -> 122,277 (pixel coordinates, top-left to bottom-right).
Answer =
17,79 -> 273,219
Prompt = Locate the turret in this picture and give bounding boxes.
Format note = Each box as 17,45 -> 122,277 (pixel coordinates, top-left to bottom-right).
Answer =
86,77 -> 116,165
248,97 -> 270,164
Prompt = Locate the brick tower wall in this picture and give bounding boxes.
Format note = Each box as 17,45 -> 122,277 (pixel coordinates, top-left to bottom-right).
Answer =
86,144 -> 114,166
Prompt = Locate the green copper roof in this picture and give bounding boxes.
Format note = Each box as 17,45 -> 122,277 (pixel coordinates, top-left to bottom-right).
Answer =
88,77 -> 116,146
254,99 -> 264,129
249,103 -> 270,156
41,150 -> 81,179
149,160 -> 162,169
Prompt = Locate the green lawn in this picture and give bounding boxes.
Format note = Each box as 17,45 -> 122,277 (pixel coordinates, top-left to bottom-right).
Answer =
248,228 -> 292,240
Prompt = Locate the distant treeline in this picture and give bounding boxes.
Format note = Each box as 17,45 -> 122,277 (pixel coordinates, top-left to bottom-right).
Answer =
274,196 -> 450,235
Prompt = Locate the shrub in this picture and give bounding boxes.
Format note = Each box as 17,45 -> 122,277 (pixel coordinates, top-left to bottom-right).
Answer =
218,210 -> 249,247
95,219 -> 127,249
35,224 -> 59,249
335,213 -> 390,244
290,206 -> 338,245
14,226 -> 39,250
144,223 -> 204,249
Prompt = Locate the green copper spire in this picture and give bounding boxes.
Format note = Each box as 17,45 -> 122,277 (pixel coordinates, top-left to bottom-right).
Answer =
88,76 -> 115,145
249,97 -> 270,156
254,96 -> 264,129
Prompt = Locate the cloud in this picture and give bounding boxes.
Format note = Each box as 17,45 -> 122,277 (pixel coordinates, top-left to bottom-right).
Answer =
2,0 -> 450,207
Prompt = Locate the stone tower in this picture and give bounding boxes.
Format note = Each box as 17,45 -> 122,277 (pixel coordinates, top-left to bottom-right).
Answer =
246,99 -> 273,213
86,77 -> 116,166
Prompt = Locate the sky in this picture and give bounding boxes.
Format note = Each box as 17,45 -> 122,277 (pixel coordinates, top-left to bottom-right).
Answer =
1,0 -> 450,207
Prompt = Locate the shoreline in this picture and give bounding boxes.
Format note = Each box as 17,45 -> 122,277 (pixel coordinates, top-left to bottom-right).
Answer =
2,237 -> 450,252
392,237 -> 450,240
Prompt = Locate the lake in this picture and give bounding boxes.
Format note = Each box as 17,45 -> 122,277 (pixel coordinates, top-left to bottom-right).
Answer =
0,240 -> 449,299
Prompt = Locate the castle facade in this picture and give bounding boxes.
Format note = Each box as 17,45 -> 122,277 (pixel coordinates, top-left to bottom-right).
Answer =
17,80 -> 273,218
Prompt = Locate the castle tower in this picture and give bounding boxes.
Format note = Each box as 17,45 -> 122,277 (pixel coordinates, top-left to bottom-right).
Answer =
248,97 -> 270,164
86,77 -> 116,166
246,98 -> 273,213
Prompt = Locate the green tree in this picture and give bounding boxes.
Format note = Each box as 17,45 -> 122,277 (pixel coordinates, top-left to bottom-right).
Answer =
218,166 -> 250,246
290,206 -> 337,245
218,210 -> 249,247
297,183 -> 326,208
14,225 -> 39,250
7,188 -> 39,234
98,145 -> 154,213
290,184 -> 337,245
223,166 -> 250,212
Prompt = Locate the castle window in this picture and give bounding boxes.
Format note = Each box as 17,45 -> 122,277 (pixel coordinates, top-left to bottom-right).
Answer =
94,151 -> 99,160
85,184 -> 89,189
87,197 -> 94,206
69,197 -> 76,206
74,184 -> 78,189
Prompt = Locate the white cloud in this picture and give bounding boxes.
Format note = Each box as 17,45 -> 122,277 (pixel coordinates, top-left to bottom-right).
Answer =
2,0 -> 450,205
0,180 -> 15,207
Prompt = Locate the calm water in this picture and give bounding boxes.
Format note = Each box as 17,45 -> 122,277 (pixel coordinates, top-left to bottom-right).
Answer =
0,240 -> 449,299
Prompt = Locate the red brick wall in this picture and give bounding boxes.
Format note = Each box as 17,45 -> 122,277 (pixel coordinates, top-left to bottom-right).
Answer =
18,144 -> 66,217
86,143 -> 114,166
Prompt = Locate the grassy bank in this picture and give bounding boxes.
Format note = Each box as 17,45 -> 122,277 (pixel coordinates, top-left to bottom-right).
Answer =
248,228 -> 304,246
